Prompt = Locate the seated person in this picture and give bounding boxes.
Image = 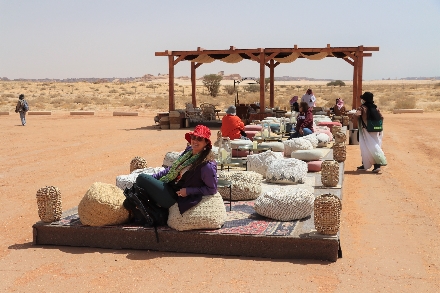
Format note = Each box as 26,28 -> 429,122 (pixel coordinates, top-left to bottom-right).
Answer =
290,96 -> 300,112
136,125 -> 217,214
333,98 -> 346,116
289,102 -> 314,139
221,105 -> 248,140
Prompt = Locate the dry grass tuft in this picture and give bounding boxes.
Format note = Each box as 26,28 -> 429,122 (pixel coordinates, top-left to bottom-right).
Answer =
395,96 -> 416,109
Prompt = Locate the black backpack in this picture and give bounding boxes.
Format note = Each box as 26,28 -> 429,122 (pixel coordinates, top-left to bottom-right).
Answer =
23,100 -> 29,112
123,184 -> 169,242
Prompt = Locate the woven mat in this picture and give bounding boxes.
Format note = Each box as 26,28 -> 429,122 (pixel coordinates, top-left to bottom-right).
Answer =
50,200 -> 313,237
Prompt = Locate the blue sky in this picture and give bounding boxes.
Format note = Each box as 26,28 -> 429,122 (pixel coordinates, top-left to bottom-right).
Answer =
1,0 -> 439,80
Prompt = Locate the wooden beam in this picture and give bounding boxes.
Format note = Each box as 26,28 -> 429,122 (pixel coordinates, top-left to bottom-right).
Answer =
191,62 -> 197,107
270,59 -> 275,107
244,52 -> 261,63
343,58 -> 354,66
352,59 -> 358,110
173,54 -> 187,65
168,55 -> 175,111
195,63 -> 202,69
357,46 -> 364,109
260,51 -> 266,113
265,52 -> 279,63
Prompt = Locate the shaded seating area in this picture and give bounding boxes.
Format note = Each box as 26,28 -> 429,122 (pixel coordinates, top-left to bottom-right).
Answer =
185,103 -> 202,122
199,103 -> 216,121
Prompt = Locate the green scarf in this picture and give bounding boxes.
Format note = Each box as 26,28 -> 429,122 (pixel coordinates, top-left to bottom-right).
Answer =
159,150 -> 200,183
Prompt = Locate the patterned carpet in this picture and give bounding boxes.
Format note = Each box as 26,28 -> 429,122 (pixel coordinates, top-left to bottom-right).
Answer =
51,201 -> 310,237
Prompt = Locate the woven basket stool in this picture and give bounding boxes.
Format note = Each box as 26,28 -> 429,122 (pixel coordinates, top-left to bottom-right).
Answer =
342,116 -> 349,126
334,131 -> 347,144
331,125 -> 342,136
36,186 -> 62,223
333,143 -> 346,162
130,156 -> 148,173
314,193 -> 342,235
321,160 -> 339,187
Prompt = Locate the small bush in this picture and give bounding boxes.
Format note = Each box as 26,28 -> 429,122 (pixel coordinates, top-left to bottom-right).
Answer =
245,85 -> 259,93
73,95 -> 92,104
223,85 -> 236,95
395,96 -> 416,109
327,80 -> 346,86
109,89 -> 118,93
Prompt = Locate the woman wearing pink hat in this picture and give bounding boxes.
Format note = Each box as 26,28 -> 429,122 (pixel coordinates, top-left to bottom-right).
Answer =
135,125 -> 218,214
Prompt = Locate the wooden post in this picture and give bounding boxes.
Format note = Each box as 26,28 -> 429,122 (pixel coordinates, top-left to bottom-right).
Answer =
270,59 -> 275,109
352,59 -> 358,110
191,62 -> 196,107
168,55 -> 175,111
357,46 -> 364,109
259,51 -> 265,113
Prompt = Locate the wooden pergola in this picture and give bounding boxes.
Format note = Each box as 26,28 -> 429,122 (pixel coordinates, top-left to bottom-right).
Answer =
155,45 -> 379,113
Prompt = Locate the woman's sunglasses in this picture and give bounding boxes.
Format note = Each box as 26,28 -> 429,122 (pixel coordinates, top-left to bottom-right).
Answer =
190,135 -> 205,142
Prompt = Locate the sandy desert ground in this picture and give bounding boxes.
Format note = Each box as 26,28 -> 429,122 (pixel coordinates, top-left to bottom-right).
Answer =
0,110 -> 439,292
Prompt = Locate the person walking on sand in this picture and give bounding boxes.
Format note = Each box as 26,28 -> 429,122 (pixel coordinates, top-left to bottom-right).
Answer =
301,88 -> 316,108
355,92 -> 387,173
15,94 -> 29,126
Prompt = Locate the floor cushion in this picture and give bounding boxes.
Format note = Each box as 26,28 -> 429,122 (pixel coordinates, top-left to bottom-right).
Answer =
283,138 -> 313,156
78,182 -> 129,226
317,121 -> 342,133
315,128 -> 333,141
217,170 -> 263,200
316,133 -> 330,148
307,160 -> 323,172
116,167 -> 165,190
266,158 -> 308,184
258,141 -> 284,152
291,149 -> 330,161
167,192 -> 227,231
245,130 -> 259,141
254,187 -> 314,221
247,150 -> 284,177
230,139 -> 253,157
302,133 -> 318,148
244,124 -> 262,131
163,151 -> 181,167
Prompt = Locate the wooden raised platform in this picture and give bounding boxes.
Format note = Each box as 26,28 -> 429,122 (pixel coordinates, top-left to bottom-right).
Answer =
70,111 -> 94,115
28,111 -> 52,115
0,111 -> 9,115
113,112 -> 138,116
33,150 -> 343,262
393,109 -> 424,114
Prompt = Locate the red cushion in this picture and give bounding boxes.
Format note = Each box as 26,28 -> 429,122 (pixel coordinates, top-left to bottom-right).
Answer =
232,149 -> 250,157
245,125 -> 263,131
245,130 -> 259,141
307,161 -> 323,172
315,129 -> 333,141
317,121 -> 342,133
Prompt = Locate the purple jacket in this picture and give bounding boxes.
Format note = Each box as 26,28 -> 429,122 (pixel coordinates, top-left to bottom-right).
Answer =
153,148 -> 218,214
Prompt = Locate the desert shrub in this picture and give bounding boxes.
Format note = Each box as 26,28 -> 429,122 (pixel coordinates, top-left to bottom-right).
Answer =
279,85 -> 286,88
327,80 -> 346,86
109,89 -> 118,93
224,85 -> 236,95
50,93 -> 61,99
395,96 -> 416,109
378,97 -> 391,107
50,98 -> 65,106
1,93 -> 15,99
34,95 -> 51,103
245,84 -> 259,93
73,95 -> 92,104
91,97 -> 110,105
202,74 -> 222,97
126,91 -> 135,95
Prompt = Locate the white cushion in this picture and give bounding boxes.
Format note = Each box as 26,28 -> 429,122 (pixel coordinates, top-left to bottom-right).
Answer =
258,141 -> 284,152
283,138 -> 313,156
116,167 -> 165,190
266,158 -> 308,184
254,187 -> 314,221
217,170 -> 263,200
302,133 -> 318,148
247,150 -> 284,177
291,149 -> 330,161
230,139 -> 253,148
162,151 -> 181,167
167,193 -> 227,231
316,133 -> 330,147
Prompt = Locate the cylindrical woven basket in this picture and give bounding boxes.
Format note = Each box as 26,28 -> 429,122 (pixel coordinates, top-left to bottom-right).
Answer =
334,131 -> 346,144
314,193 -> 342,235
342,116 -> 349,126
331,125 -> 342,136
160,116 -> 170,129
333,143 -> 346,162
169,117 -> 181,124
36,186 -> 62,223
332,115 -> 341,122
130,156 -> 147,173
321,160 -> 339,187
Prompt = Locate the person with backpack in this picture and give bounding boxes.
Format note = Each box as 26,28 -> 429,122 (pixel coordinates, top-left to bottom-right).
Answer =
355,92 -> 387,173
134,125 -> 217,217
15,94 -> 29,126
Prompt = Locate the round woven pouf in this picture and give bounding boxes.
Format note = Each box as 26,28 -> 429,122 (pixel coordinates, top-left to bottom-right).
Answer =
130,156 -> 148,173
314,193 -> 342,235
342,116 -> 349,126
321,160 -> 339,187
334,131 -> 347,144
331,125 -> 342,136
36,186 -> 62,223
333,143 -> 346,162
